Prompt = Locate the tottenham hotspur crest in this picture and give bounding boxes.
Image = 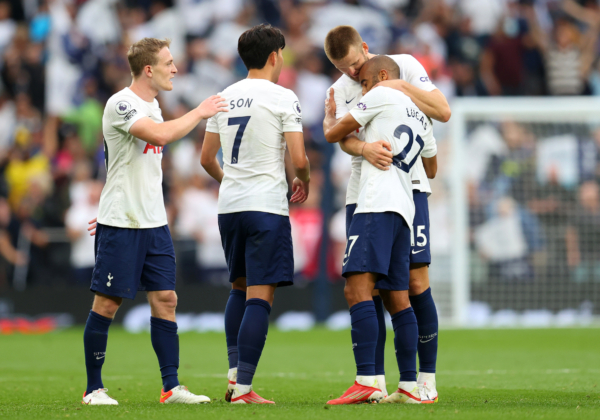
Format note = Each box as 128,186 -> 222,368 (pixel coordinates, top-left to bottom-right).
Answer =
107,273 -> 113,287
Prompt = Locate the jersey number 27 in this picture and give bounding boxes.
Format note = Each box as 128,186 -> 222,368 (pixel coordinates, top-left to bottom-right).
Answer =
392,124 -> 424,173
228,116 -> 251,164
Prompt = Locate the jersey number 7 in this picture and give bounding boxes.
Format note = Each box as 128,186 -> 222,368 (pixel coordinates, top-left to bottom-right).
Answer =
228,116 -> 251,164
392,124 -> 425,173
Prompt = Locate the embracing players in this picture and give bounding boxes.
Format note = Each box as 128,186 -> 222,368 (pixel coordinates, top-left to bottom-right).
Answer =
323,26 -> 449,403
200,24 -> 310,404
324,55 -> 438,405
82,38 -> 228,405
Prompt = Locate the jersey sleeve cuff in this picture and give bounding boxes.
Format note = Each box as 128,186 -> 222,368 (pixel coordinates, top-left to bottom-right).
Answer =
282,126 -> 303,133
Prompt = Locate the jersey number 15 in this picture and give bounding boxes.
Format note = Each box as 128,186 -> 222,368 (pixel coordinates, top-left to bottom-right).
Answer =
228,116 -> 251,164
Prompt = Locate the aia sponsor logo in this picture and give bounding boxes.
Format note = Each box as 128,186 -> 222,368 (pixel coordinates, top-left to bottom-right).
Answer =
143,144 -> 164,154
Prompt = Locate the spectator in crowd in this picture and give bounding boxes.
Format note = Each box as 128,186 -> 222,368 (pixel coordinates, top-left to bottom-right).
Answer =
566,180 -> 600,283
65,180 -> 102,286
526,0 -> 600,95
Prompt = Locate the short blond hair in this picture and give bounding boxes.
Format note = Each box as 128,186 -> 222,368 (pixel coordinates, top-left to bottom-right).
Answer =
127,38 -> 171,77
324,26 -> 363,61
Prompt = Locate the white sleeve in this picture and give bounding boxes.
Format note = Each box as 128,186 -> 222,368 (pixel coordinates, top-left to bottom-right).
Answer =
349,88 -> 387,127
279,90 -> 303,133
107,96 -> 147,133
206,116 -> 219,134
421,128 -> 437,158
327,85 -> 350,119
401,55 -> 437,93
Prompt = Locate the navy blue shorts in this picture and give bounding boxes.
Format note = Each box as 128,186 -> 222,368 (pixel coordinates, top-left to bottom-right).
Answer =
218,211 -> 293,287
91,223 -> 176,300
346,191 -> 431,266
342,212 -> 411,291
410,191 -> 431,265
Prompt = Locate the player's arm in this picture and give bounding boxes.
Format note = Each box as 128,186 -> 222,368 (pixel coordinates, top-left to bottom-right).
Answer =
421,128 -> 438,179
130,95 -> 228,147
324,111 -> 362,144
200,132 -> 225,184
422,156 -> 437,179
375,80 -> 450,122
284,132 -> 310,204
324,88 -> 392,170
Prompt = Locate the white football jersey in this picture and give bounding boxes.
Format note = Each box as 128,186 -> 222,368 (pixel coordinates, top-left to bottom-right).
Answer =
328,54 -> 437,205
206,79 -> 303,216
98,88 -> 167,229
349,87 -> 437,230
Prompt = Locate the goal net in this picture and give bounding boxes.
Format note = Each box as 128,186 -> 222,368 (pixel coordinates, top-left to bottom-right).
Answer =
434,97 -> 600,327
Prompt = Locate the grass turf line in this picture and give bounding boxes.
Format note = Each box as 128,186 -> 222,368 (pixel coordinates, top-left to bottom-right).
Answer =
0,328 -> 598,419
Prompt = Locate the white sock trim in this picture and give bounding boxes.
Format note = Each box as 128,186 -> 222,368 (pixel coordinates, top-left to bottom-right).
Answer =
356,375 -> 377,387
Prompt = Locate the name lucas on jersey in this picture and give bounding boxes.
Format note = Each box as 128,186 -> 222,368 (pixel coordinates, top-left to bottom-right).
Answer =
406,107 -> 430,130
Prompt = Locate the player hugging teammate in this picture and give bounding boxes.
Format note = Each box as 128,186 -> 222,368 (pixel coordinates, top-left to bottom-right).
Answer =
81,23 -> 449,407
322,26 -> 450,404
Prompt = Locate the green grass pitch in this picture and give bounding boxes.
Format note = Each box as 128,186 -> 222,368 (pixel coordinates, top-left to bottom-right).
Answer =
1,327 -> 599,419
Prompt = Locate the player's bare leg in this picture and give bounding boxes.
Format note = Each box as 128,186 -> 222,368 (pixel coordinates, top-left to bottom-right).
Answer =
379,290 -> 421,404
327,273 -> 384,405
409,263 -> 438,403
147,290 -> 210,404
224,277 -> 247,401
231,283 -> 277,404
82,293 -> 122,405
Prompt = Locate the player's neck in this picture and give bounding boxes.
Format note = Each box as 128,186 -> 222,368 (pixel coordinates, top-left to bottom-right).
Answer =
246,67 -> 276,84
128,79 -> 158,103
367,53 -> 377,60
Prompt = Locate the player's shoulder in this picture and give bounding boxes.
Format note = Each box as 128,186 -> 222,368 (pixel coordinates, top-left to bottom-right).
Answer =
267,81 -> 298,100
105,88 -> 143,116
386,53 -> 419,68
329,74 -> 358,95
362,86 -> 393,103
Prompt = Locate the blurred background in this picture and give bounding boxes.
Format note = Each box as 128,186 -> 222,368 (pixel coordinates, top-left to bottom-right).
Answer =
1,0 -> 600,334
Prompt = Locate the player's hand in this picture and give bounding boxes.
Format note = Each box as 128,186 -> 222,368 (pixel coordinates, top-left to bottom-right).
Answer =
198,95 -> 229,119
362,140 -> 393,171
290,177 -> 309,204
324,88 -> 336,118
88,218 -> 97,237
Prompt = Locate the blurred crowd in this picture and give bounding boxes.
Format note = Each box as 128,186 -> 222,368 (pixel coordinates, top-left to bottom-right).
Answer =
468,121 -> 600,288
1,0 -> 600,291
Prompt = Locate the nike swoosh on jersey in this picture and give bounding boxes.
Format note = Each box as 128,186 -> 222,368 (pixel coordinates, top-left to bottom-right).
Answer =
412,249 -> 425,255
345,98 -> 355,104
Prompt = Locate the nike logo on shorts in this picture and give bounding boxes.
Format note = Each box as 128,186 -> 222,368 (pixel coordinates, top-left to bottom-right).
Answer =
412,249 -> 425,255
346,98 -> 355,104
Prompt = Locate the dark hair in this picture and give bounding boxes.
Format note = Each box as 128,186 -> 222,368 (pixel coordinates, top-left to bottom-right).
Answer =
324,26 -> 363,61
238,24 -> 286,70
363,55 -> 400,80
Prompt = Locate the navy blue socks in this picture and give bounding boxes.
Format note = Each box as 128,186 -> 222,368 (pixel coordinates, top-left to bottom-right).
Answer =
349,300 -> 378,376
84,311 -> 112,395
225,289 -> 247,369
150,317 -> 180,392
237,298 -> 271,386
373,296 -> 387,376
391,307 -> 418,382
410,288 -> 438,373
